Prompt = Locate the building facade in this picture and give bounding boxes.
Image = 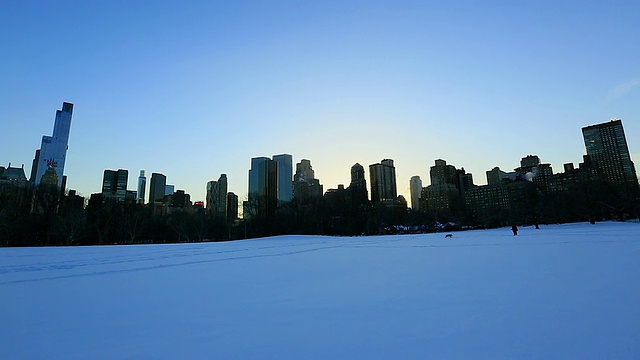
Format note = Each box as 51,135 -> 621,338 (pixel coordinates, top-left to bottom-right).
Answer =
348,163 -> 368,207
582,119 -> 638,186
293,159 -> 323,203
32,102 -> 74,189
137,170 -> 147,204
409,175 -> 422,210
149,173 -> 167,203
227,192 -> 239,222
247,157 -> 278,218
206,174 -> 228,215
273,154 -> 293,203
369,159 -> 397,203
101,169 -> 128,202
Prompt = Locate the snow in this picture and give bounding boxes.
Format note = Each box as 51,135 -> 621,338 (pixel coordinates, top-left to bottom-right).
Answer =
1,222 -> 640,359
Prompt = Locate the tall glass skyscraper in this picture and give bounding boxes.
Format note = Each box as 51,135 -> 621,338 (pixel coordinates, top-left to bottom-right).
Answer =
272,154 -> 293,203
102,169 -> 128,202
137,170 -> 147,204
582,119 -> 637,186
32,102 -> 73,188
149,173 -> 167,203
249,154 -> 293,203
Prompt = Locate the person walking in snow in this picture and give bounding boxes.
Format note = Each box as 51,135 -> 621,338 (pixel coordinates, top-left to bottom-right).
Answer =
511,224 -> 518,236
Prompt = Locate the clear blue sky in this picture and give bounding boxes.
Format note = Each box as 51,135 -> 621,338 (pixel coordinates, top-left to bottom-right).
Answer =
2,1 -> 639,206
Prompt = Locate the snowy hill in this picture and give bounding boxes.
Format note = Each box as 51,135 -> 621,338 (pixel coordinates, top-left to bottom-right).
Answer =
2,222 -> 640,359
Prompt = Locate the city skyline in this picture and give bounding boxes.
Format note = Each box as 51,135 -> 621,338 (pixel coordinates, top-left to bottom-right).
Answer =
2,1 -> 639,203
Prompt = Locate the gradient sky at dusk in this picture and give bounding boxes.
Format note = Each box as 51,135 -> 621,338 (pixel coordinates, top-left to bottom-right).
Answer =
2,1 -> 639,207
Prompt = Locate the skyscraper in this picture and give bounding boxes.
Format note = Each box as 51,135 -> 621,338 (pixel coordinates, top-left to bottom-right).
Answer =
248,156 -> 278,217
582,119 -> 637,186
294,159 -> 315,182
206,180 -> 215,211
348,163 -> 368,206
149,173 -> 167,203
32,102 -> 73,188
273,154 -> 293,203
206,174 -> 228,215
227,192 -> 239,222
369,159 -> 397,203
249,157 -> 270,199
293,159 -> 323,203
409,175 -> 422,210
216,174 -> 228,214
430,159 -> 457,186
102,169 -> 128,202
137,170 -> 147,204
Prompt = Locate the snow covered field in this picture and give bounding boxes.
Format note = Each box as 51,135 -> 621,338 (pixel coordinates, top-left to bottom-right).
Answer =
2,222 -> 640,359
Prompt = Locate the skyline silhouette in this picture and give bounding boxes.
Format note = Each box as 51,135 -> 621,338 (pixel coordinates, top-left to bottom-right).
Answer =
2,1 -> 639,202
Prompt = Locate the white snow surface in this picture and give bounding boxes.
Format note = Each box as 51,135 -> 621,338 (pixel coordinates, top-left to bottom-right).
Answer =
2,222 -> 640,359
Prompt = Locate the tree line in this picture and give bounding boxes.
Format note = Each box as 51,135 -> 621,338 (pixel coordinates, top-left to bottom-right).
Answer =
0,178 -> 638,247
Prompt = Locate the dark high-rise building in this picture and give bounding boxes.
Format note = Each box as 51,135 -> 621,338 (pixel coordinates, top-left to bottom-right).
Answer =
424,159 -> 474,218
430,159 -> 458,186
348,163 -> 368,206
249,157 -> 270,200
227,192 -> 239,222
149,173 -> 167,203
582,119 -> 637,186
102,169 -> 128,202
29,149 -> 40,183
172,190 -> 189,208
247,157 -> 278,217
273,154 -> 293,203
207,174 -> 228,215
293,159 -> 323,203
369,159 -> 397,203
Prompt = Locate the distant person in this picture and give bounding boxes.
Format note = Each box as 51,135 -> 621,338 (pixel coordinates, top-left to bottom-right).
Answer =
511,225 -> 518,236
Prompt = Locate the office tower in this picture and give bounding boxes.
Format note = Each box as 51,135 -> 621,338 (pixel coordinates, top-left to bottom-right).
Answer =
207,174 -> 228,214
293,159 -> 323,202
430,159 -> 458,186
249,157 -> 270,199
348,163 -> 368,206
101,169 -> 128,202
137,170 -> 147,204
32,102 -> 73,189
227,192 -> 239,222
456,168 -> 475,196
424,159 -> 473,218
369,159 -> 397,203
149,173 -> 167,203
29,149 -> 40,183
247,157 -> 278,217
165,185 -> 175,196
206,180 -> 215,211
294,159 -> 315,182
273,154 -> 293,203
409,175 -> 422,210
216,174 -> 228,214
582,119 -> 637,186
172,190 -> 189,208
